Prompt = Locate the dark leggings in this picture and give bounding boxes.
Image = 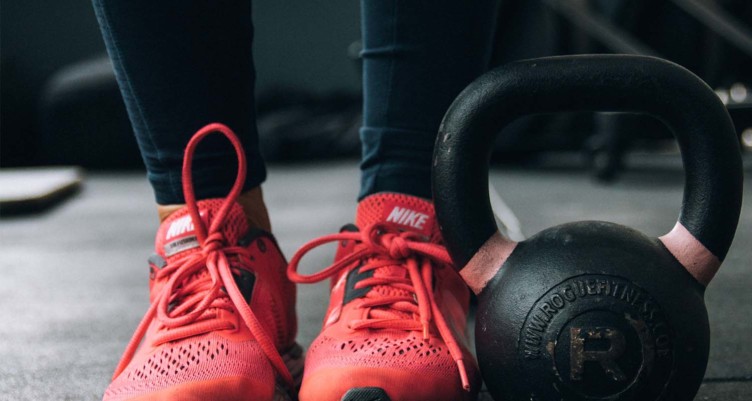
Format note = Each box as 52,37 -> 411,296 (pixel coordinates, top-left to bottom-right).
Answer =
92,0 -> 500,204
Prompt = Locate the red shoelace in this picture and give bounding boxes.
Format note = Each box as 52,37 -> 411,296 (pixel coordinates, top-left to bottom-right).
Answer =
112,123 -> 293,390
287,224 -> 471,390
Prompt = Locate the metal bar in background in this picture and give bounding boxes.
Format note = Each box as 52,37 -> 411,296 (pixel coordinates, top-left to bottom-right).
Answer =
542,0 -> 659,56
670,0 -> 752,58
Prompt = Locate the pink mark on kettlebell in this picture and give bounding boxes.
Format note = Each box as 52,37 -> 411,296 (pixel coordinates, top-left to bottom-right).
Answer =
460,231 -> 517,295
659,222 -> 721,286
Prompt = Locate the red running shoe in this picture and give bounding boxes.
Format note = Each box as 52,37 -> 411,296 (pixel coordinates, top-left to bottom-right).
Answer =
103,123 -> 301,401
288,193 -> 481,401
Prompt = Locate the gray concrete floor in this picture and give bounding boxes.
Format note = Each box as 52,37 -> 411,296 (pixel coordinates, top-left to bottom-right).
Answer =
1,158 -> 750,400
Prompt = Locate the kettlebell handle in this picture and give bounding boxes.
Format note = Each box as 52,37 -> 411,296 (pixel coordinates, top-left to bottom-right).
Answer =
433,55 -> 743,287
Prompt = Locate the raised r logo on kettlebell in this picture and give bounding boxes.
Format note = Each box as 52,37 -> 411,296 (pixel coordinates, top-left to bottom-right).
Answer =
569,327 -> 627,382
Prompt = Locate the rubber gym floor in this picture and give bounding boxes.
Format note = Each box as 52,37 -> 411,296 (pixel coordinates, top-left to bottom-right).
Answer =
1,155 -> 750,400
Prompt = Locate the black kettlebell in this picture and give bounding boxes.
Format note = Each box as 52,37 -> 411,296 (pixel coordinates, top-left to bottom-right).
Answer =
432,55 -> 743,401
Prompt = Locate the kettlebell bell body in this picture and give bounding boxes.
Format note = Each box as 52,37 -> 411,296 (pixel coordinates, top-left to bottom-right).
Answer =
433,55 -> 743,401
477,222 -> 708,400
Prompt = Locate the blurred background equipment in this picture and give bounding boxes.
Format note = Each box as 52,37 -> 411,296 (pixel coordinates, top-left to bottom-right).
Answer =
1,0 -> 750,173
0,167 -> 82,216
0,0 -> 362,169
256,88 -> 362,162
488,0 -> 752,180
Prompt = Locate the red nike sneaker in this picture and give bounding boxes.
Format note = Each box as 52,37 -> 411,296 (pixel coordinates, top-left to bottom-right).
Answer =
103,123 -> 301,401
288,193 -> 481,401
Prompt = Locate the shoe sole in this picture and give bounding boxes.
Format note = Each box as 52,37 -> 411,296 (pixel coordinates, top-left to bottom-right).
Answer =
340,387 -> 391,401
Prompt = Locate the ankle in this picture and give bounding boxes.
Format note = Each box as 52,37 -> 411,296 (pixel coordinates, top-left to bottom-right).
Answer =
156,187 -> 271,231
157,204 -> 185,222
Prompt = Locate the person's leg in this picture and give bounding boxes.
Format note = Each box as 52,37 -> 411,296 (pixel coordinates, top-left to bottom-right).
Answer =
92,0 -> 270,229
93,2 -> 299,400
359,0 -> 500,200
289,1 -> 501,400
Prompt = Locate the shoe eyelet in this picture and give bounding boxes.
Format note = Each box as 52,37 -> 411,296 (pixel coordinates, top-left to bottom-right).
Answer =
256,238 -> 267,253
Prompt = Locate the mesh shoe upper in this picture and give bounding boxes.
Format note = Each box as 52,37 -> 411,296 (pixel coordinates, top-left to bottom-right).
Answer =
288,193 -> 480,401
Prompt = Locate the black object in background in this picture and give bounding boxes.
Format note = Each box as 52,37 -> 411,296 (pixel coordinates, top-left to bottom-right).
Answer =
256,88 -> 362,162
23,0 -> 752,171
39,56 -> 142,170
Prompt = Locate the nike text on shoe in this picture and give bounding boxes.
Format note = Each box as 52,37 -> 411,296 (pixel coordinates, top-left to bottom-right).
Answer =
287,193 -> 481,401
103,123 -> 301,401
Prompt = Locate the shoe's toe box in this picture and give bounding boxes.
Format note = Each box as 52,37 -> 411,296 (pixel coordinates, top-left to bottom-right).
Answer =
299,332 -> 480,401
103,334 -> 279,401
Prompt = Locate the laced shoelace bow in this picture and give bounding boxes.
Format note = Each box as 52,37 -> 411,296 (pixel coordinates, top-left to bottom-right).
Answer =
112,123 -> 294,390
287,224 -> 471,390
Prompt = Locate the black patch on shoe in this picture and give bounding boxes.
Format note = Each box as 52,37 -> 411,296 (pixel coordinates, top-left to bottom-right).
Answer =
340,223 -> 359,233
340,223 -> 371,305
341,387 -> 391,401
238,228 -> 268,247
148,254 -> 167,280
148,254 -> 167,269
343,263 -> 374,305
338,223 -> 359,247
238,227 -> 285,251
232,269 -> 256,303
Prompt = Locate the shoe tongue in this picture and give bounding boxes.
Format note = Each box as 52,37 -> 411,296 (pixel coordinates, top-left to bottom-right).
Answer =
356,192 -> 438,238
354,193 -> 439,305
155,199 -> 248,262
